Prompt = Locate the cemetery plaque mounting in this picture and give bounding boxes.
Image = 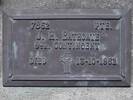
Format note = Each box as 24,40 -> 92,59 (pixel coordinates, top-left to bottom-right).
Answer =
3,9 -> 131,87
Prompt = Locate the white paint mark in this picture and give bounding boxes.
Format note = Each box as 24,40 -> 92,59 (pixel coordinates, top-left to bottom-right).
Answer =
13,42 -> 18,59
99,44 -> 107,51
33,66 -> 38,69
113,9 -> 121,15
35,51 -> 40,57
9,17 -> 16,23
101,55 -> 106,59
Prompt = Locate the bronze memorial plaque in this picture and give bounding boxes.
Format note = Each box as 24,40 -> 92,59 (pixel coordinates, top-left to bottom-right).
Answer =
3,9 -> 131,86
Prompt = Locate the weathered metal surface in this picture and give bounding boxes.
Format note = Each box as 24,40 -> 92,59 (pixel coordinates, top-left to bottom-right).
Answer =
3,9 -> 131,86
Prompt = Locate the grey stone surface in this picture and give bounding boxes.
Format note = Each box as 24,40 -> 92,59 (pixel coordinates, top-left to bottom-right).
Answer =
0,0 -> 133,100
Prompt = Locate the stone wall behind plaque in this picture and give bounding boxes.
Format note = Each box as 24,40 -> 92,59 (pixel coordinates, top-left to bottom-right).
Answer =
0,0 -> 133,100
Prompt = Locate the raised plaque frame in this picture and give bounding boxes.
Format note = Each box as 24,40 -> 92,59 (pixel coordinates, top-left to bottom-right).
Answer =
3,9 -> 131,87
